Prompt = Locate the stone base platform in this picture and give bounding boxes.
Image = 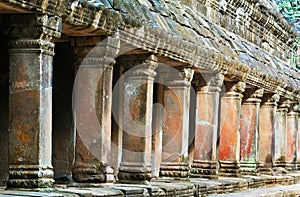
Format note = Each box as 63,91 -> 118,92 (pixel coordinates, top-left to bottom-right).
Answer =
1,173 -> 300,196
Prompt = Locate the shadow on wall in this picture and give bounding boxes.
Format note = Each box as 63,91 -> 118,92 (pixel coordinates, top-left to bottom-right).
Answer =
52,41 -> 76,183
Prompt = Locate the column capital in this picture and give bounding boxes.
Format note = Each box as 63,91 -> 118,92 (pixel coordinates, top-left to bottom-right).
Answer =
194,73 -> 224,93
72,34 -> 120,57
288,102 -> 300,116
278,99 -> 291,112
72,34 -> 120,70
5,14 -> 61,40
164,68 -> 194,88
243,88 -> 264,104
5,14 -> 62,52
123,54 -> 158,78
261,93 -> 280,107
224,81 -> 246,99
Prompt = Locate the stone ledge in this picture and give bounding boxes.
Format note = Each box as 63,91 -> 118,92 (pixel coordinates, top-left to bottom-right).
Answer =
210,184 -> 300,197
2,173 -> 300,196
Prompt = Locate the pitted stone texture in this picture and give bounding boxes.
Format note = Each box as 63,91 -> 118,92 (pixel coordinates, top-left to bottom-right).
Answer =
5,14 -> 61,189
72,35 -> 120,183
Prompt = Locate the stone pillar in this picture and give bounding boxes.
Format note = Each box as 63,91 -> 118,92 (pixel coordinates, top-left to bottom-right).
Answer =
191,73 -> 224,179
159,68 -> 194,179
72,36 -> 120,183
118,55 -> 157,184
240,88 -> 263,175
218,81 -> 245,177
4,14 -> 61,188
273,99 -> 290,168
258,94 -> 279,174
286,102 -> 299,171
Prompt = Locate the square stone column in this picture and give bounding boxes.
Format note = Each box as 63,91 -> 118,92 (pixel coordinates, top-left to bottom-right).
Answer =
258,94 -> 279,174
191,73 -> 224,179
286,102 -> 299,171
273,99 -> 290,168
72,36 -> 120,183
4,14 -> 61,188
118,55 -> 157,184
218,81 -> 245,177
240,88 -> 263,175
159,68 -> 194,179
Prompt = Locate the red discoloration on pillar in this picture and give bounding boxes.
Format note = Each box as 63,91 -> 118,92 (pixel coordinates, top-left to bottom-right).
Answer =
219,99 -> 239,161
160,68 -> 193,178
240,105 -> 255,159
218,82 -> 245,177
286,108 -> 298,169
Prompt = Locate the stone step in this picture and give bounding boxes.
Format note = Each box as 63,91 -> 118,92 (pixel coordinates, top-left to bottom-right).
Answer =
1,173 -> 300,197
210,184 -> 300,197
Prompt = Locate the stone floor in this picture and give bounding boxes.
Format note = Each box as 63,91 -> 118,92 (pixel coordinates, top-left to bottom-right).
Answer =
1,173 -> 300,196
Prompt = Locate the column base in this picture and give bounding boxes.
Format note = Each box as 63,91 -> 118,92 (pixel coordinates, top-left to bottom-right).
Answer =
218,161 -> 241,177
159,162 -> 190,178
118,162 -> 152,183
240,162 -> 259,175
296,163 -> 300,171
72,163 -> 107,183
7,165 -> 54,189
285,163 -> 296,171
273,161 -> 286,168
191,161 -> 217,179
257,163 -> 273,175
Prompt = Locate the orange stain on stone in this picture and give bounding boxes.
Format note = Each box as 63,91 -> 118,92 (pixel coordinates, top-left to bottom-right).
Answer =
17,131 -> 31,143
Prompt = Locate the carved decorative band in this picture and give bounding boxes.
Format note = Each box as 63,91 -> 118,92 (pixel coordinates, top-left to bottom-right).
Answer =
8,39 -> 55,55
165,80 -> 191,88
197,86 -> 222,93
126,61 -> 157,78
77,57 -> 116,68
